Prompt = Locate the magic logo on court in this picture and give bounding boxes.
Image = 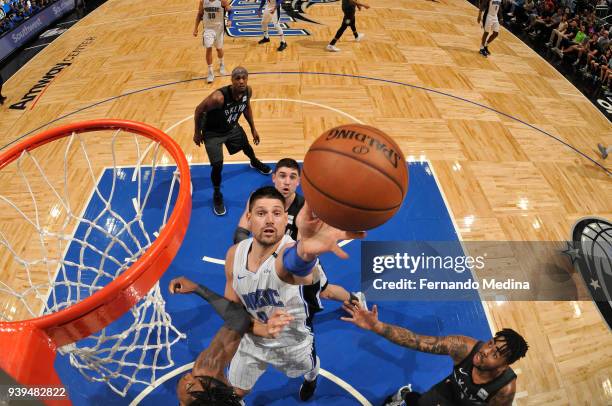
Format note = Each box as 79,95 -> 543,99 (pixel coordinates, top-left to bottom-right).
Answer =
227,0 -> 338,38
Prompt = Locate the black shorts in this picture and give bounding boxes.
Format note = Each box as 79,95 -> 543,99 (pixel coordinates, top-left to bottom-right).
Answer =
203,125 -> 248,165
342,6 -> 356,24
406,380 -> 456,406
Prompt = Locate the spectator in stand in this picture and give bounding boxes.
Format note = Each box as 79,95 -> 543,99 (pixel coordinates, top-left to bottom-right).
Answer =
554,20 -> 579,51
580,31 -> 609,71
559,24 -> 589,59
547,13 -> 569,48
596,30 -> 611,52
599,49 -> 612,91
527,0 -> 554,31
571,32 -> 599,65
584,9 -> 597,31
527,2 -> 557,38
588,47 -> 609,82
522,0 -> 537,26
507,0 -> 525,24
541,7 -> 564,40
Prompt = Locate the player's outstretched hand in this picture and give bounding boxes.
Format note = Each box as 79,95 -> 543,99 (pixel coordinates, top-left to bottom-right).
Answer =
341,301 -> 380,331
169,276 -> 198,294
267,310 -> 295,338
296,201 -> 366,259
193,28 -> 198,37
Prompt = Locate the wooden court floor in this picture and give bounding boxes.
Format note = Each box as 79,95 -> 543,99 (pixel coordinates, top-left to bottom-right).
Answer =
0,0 -> 611,403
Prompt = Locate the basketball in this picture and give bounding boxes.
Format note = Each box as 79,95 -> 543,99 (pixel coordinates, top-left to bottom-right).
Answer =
302,124 -> 408,231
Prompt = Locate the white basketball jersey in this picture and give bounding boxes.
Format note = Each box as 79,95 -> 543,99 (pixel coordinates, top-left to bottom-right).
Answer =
232,235 -> 314,348
202,0 -> 224,28
488,0 -> 501,18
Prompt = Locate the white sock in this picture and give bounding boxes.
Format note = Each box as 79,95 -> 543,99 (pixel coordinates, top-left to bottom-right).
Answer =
304,356 -> 320,382
208,65 -> 213,72
219,58 -> 224,66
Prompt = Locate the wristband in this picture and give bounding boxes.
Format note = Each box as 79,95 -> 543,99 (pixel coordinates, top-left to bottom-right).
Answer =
282,243 -> 316,277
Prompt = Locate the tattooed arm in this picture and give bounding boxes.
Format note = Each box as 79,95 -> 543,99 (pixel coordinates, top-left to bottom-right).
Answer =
192,326 -> 242,376
488,380 -> 516,406
341,301 -> 478,364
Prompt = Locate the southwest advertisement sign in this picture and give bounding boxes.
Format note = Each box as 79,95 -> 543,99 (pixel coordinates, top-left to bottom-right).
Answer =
0,0 -> 75,62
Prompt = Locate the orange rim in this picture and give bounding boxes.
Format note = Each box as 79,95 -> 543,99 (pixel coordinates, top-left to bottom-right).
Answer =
0,119 -> 191,345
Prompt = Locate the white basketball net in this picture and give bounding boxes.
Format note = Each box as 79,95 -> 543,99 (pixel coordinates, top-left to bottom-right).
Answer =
0,128 -> 186,396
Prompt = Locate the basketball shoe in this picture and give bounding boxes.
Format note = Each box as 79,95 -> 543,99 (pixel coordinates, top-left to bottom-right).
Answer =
250,160 -> 272,175
213,191 -> 226,216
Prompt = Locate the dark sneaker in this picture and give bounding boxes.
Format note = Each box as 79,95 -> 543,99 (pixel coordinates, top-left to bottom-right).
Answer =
479,48 -> 487,57
213,192 -> 226,216
0,95 -> 6,105
598,143 -> 608,159
299,376 -> 317,401
250,160 -> 272,175
277,41 -> 287,51
258,37 -> 270,44
382,385 -> 412,406
484,46 -> 490,55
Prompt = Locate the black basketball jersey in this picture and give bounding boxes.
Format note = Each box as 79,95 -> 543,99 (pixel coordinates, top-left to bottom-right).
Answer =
285,193 -> 305,240
342,0 -> 355,12
205,85 -> 251,133
419,341 -> 516,405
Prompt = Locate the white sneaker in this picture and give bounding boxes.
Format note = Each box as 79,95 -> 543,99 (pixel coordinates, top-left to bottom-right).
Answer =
207,71 -> 215,83
355,33 -> 365,42
219,64 -> 227,75
352,291 -> 367,310
326,44 -> 340,52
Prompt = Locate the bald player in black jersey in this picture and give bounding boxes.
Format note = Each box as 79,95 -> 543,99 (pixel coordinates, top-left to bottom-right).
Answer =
234,157 -> 367,310
194,66 -> 272,216
342,302 -> 528,406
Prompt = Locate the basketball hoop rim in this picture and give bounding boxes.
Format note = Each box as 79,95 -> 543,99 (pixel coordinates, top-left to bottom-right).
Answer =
0,119 -> 192,345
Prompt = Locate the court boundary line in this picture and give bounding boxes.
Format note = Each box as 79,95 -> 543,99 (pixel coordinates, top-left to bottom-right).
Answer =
3,71 -> 608,176
426,160 -> 497,335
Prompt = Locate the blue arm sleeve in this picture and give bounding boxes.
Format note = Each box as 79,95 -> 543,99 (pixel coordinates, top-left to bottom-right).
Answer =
259,0 -> 265,9
282,244 -> 317,277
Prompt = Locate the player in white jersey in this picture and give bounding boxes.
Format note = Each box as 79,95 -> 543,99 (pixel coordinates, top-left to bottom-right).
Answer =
477,0 -> 502,57
193,0 -> 231,83
257,0 -> 287,51
225,186 -> 365,401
